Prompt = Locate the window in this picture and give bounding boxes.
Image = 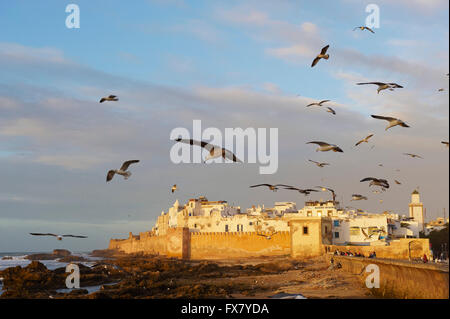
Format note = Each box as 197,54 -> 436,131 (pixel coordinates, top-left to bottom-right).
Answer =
334,232 -> 339,238
307,211 -> 312,217
249,222 -> 253,226
303,226 -> 309,235
328,210 -> 333,217
194,224 -> 197,228
317,211 -> 322,217
325,226 -> 328,233
333,220 -> 340,227
225,225 -> 229,232
237,225 -> 240,232
241,225 -> 244,232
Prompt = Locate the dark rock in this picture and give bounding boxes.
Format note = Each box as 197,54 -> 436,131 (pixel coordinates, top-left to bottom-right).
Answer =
53,249 -> 71,257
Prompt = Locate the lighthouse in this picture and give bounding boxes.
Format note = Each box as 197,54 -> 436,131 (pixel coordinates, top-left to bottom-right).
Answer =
409,190 -> 424,232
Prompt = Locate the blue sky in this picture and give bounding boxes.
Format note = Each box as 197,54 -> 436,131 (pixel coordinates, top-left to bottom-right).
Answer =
0,0 -> 448,252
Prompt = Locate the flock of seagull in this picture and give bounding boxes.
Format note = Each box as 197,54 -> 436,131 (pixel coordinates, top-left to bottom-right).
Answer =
29,24 -> 449,241
247,26 -> 448,208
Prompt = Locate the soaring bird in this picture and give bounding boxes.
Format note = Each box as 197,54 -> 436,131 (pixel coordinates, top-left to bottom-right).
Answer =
307,141 -> 343,152
311,45 -> 330,67
171,184 -> 177,193
283,187 -> 319,196
353,26 -> 375,33
308,160 -> 330,168
29,233 -> 88,241
403,153 -> 423,159
249,184 -> 293,192
438,88 -> 445,92
360,177 -> 390,189
395,180 -> 402,185
371,115 -> 410,131
257,232 -> 278,240
351,194 -> 368,201
360,228 -> 376,240
316,186 -> 336,203
306,100 -> 330,107
357,82 -> 403,94
355,134 -> 374,146
441,141 -> 449,148
106,160 -> 140,182
99,95 -> 119,103
326,107 -> 336,115
173,138 -> 242,163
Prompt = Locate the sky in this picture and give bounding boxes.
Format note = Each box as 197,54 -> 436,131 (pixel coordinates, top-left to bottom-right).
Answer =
0,0 -> 448,252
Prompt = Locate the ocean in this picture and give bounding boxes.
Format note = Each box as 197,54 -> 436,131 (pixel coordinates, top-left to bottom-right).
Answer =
0,252 -> 103,295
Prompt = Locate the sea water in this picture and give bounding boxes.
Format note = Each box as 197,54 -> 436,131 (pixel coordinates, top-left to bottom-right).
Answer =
0,252 -> 103,295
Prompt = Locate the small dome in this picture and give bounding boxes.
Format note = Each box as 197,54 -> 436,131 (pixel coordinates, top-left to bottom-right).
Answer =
412,190 -> 419,195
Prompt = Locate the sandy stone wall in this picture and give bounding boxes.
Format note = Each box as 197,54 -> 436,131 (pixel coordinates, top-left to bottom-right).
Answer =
108,228 -> 186,258
109,229 -> 291,259
325,238 -> 431,260
326,255 -> 449,299
189,231 -> 291,259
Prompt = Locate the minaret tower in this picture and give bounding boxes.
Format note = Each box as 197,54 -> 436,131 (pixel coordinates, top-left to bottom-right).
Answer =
409,189 -> 424,232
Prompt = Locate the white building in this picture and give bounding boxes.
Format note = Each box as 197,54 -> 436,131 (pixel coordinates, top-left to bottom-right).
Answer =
152,196 -> 422,244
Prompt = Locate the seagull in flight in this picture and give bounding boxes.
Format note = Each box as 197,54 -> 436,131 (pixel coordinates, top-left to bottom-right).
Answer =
355,134 -> 374,146
325,107 -> 336,115
360,177 -> 390,189
308,160 -> 330,168
307,141 -> 343,153
306,100 -> 330,107
173,138 -> 242,163
249,184 -> 293,192
441,141 -> 449,148
395,180 -> 402,185
353,26 -> 375,33
107,160 -> 140,182
99,95 -> 119,103
283,187 -> 319,196
171,184 -> 177,193
316,186 -> 337,203
257,232 -> 278,240
311,45 -> 330,67
357,82 -> 403,94
351,194 -> 368,201
30,233 -> 88,241
403,153 -> 423,159
371,115 -> 410,131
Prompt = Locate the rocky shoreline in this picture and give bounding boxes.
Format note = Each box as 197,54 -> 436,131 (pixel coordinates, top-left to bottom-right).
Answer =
0,251 -> 372,299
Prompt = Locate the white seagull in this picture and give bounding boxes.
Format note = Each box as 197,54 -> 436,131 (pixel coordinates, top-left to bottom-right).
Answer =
360,177 -> 390,189
353,26 -> 375,33
357,82 -> 403,94
351,194 -> 368,201
311,45 -> 330,68
308,160 -> 330,168
283,186 -> 319,196
250,184 -> 293,192
371,115 -> 410,131
325,107 -> 336,115
173,138 -> 242,163
403,153 -> 423,159
355,134 -> 374,146
307,141 -> 343,153
106,160 -> 140,182
306,100 -> 330,107
30,233 -> 88,241
257,232 -> 278,240
99,95 -> 119,103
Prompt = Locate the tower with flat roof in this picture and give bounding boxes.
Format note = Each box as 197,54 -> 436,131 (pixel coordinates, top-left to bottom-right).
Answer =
409,190 -> 424,232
